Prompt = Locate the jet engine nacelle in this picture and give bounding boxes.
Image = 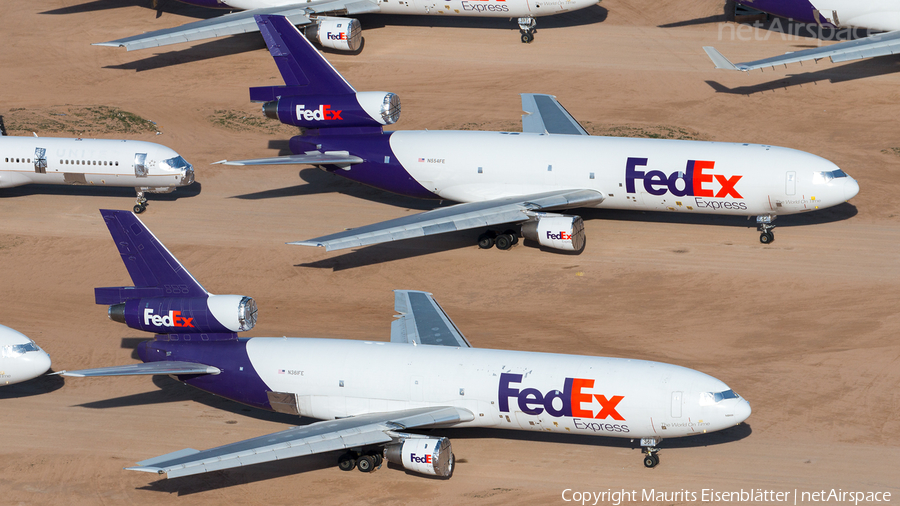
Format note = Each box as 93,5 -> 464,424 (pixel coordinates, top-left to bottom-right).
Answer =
521,214 -> 586,252
108,295 -> 257,334
307,16 -> 362,52
262,91 -> 400,129
384,436 -> 454,478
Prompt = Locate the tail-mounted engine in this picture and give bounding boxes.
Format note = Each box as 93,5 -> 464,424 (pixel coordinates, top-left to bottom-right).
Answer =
305,16 -> 362,52
261,91 -> 400,129
522,213 -> 586,252
106,295 -> 258,335
384,435 -> 454,478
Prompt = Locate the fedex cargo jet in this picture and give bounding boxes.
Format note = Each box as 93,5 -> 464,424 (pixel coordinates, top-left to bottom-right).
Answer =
0,325 -> 51,386
61,209 -> 750,477
0,123 -> 194,212
219,15 -> 858,252
705,1 -> 900,71
94,0 -> 597,53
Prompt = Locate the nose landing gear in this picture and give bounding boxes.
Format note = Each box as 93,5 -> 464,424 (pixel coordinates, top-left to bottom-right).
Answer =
756,215 -> 775,244
133,189 -> 148,214
518,17 -> 536,43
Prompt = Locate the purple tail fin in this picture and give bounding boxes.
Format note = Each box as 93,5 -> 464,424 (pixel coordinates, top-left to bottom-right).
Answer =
250,14 -> 355,101
95,209 -> 207,305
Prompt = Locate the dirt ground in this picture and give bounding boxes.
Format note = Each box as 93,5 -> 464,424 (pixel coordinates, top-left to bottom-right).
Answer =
1,0 -> 899,504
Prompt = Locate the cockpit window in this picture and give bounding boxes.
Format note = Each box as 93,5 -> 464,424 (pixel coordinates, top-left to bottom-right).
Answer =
699,389 -> 740,405
0,341 -> 40,358
159,156 -> 191,172
813,170 -> 848,184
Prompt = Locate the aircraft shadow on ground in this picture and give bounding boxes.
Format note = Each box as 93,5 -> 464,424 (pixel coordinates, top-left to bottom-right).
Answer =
104,34 -> 269,72
706,57 -> 900,94
0,182 -> 201,202
0,370 -> 65,398
40,0 -> 216,19
135,417 -> 750,494
356,4 -> 607,31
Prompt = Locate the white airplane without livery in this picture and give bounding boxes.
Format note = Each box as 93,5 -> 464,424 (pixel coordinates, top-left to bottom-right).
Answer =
705,0 -> 900,71
94,0 -> 597,53
61,210 -> 751,476
0,123 -> 194,212
221,16 -> 859,251
0,324 -> 51,386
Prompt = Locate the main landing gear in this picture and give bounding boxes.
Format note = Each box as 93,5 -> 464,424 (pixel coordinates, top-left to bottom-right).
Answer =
477,229 -> 519,250
518,17 -> 537,43
338,450 -> 383,473
133,189 -> 148,214
756,215 -> 775,244
641,437 -> 661,468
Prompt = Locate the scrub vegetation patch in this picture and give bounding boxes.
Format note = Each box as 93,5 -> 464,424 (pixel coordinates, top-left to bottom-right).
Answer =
443,120 -> 709,141
2,106 -> 158,136
209,109 -> 298,135
881,147 -> 900,157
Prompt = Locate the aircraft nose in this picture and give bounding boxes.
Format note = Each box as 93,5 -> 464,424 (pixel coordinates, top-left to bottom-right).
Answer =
844,177 -> 860,202
732,398 -> 751,424
29,351 -> 52,378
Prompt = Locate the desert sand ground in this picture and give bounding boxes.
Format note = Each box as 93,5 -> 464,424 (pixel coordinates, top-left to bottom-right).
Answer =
1,0 -> 899,504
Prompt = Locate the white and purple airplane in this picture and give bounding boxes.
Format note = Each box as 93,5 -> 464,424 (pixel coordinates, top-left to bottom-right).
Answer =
0,324 -> 51,386
705,0 -> 900,71
61,209 -> 750,477
95,0 -> 597,52
219,15 -> 858,251
0,121 -> 194,213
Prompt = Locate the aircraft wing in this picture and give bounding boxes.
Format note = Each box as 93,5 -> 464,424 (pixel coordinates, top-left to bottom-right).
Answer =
521,94 -> 589,136
391,290 -> 471,348
60,361 -> 220,377
703,30 -> 900,71
215,151 -> 364,168
95,0 -> 380,51
291,189 -> 605,251
127,406 -> 472,478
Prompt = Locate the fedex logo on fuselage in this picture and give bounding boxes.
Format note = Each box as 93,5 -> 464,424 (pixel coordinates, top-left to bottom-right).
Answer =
625,158 -> 743,199
498,373 -> 624,420
143,308 -> 194,328
295,104 -> 343,122
409,453 -> 432,464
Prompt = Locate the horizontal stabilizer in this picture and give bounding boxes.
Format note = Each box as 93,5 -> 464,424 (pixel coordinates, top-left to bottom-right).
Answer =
291,189 -> 604,251
391,290 -> 471,348
214,152 -> 363,167
61,361 -> 220,377
704,30 -> 900,71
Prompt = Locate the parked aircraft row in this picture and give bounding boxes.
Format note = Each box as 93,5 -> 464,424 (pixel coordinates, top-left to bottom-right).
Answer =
61,209 -> 751,476
0,121 -> 194,213
219,15 -> 858,252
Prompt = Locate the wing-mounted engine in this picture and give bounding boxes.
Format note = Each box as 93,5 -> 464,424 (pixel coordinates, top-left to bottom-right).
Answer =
261,91 -> 400,129
305,16 -> 362,52
522,213 -> 586,252
105,294 -> 258,335
384,435 -> 454,478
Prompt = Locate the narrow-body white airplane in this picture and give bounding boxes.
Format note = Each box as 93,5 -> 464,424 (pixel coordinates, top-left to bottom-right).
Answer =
62,209 -> 751,477
220,16 -> 859,252
96,0 -> 598,52
705,0 -> 900,71
0,324 -> 51,386
0,126 -> 194,212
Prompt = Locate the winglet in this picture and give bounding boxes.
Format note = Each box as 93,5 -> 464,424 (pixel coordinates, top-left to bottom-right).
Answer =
703,47 -> 742,71
94,210 -> 208,305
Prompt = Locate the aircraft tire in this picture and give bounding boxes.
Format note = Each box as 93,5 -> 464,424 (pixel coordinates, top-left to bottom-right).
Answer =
495,234 -> 513,250
357,454 -> 376,473
338,452 -> 357,471
643,455 -> 659,468
478,232 -> 495,249
760,232 -> 774,244
503,229 -> 519,245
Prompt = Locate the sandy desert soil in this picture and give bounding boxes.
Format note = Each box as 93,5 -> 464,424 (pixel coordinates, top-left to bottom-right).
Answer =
1,0 -> 899,504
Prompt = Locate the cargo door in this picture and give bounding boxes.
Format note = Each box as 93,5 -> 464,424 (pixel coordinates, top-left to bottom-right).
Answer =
134,153 -> 148,177
33,147 -> 46,174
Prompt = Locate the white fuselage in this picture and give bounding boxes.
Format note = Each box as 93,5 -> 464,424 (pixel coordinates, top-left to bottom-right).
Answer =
0,137 -> 193,192
0,325 -> 51,386
247,338 -> 751,439
811,0 -> 900,32
221,0 -> 596,17
387,131 -> 859,217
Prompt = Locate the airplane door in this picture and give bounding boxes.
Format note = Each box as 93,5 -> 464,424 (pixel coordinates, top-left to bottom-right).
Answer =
33,147 -> 47,174
134,153 -> 148,177
786,171 -> 796,196
671,391 -> 683,418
